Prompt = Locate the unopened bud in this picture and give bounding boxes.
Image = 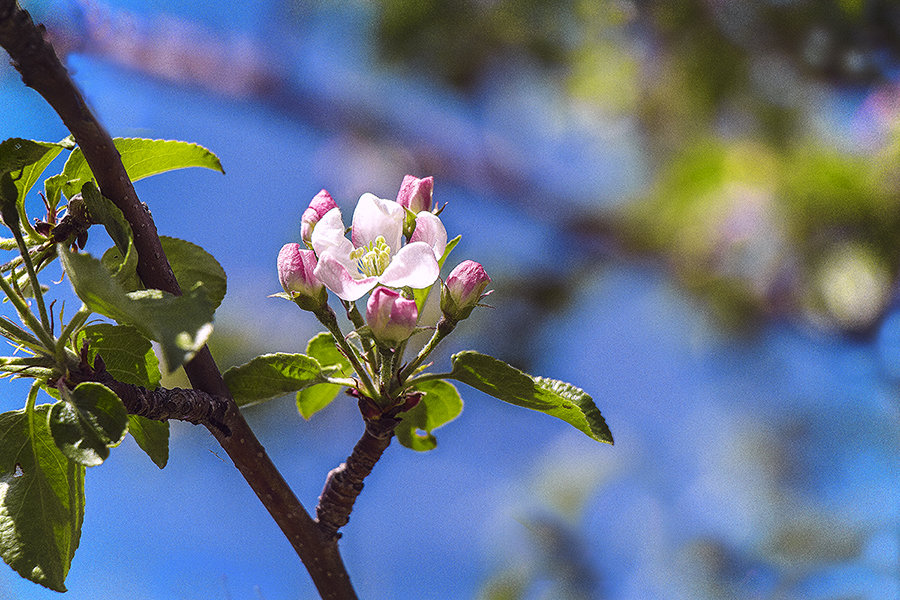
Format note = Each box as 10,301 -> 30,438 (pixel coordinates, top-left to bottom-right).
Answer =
396,175 -> 433,214
366,287 -> 418,347
278,243 -> 327,310
441,260 -> 490,321
300,190 -> 337,247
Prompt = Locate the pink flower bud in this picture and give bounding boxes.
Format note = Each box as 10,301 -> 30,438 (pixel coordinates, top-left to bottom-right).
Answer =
366,287 -> 418,347
278,243 -> 327,310
396,175 -> 434,213
441,260 -> 491,321
301,189 -> 338,247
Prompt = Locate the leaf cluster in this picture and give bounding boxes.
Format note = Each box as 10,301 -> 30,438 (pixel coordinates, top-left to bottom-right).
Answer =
0,136 -> 223,591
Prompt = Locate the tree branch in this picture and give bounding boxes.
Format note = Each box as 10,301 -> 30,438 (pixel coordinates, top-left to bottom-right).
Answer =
316,403 -> 399,539
67,352 -> 230,429
0,3 -> 357,598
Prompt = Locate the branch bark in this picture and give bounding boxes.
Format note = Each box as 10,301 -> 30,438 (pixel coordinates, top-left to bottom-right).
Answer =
0,3 -> 357,598
316,406 -> 399,539
67,353 -> 230,428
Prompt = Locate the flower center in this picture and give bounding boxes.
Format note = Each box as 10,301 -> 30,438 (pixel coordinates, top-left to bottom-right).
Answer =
349,235 -> 392,277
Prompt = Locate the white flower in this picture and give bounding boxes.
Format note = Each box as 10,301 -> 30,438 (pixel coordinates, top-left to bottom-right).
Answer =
311,193 -> 446,301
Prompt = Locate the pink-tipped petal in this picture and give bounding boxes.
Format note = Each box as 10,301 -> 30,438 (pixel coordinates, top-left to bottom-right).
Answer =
314,252 -> 379,301
277,243 -> 327,310
409,211 -> 448,259
301,190 -> 338,246
396,175 -> 434,213
378,241 -> 440,290
351,193 -> 404,252
278,244 -> 322,295
307,189 -> 337,218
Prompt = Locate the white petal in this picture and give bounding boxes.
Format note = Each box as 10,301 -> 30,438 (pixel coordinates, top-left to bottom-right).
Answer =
351,193 -> 404,253
311,207 -> 353,258
409,211 -> 447,259
378,241 -> 440,290
313,252 -> 378,301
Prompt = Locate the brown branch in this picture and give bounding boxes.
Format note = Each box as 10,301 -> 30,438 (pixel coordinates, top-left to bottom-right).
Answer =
67,353 -> 230,428
316,406 -> 400,539
0,3 -> 357,598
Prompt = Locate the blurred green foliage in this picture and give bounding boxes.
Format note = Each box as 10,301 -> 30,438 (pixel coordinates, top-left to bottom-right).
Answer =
375,0 -> 900,333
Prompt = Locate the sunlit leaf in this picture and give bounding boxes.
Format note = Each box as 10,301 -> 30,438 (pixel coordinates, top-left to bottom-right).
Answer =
48,383 -> 129,467
81,182 -> 139,285
396,379 -> 463,451
161,236 -> 227,310
0,137 -> 71,237
295,332 -> 354,419
59,138 -> 224,199
77,323 -> 161,389
59,246 -> 215,372
224,353 -> 327,407
126,415 -> 169,469
0,405 -> 84,592
449,351 -> 613,444
296,383 -> 344,420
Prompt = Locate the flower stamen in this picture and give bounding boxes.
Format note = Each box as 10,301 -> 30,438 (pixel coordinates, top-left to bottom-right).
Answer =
349,235 -> 392,277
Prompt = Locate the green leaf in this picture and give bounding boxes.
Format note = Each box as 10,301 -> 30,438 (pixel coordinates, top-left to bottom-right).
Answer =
43,174 -> 66,213
126,415 -> 169,469
295,332 -> 354,419
81,182 -> 139,287
0,405 -> 85,591
396,379 -> 463,451
296,383 -> 344,420
59,245 -> 215,372
60,138 -> 224,199
415,234 -> 461,313
305,331 -> 353,373
0,138 -> 72,237
160,236 -> 227,310
100,245 -> 142,291
448,351 -> 613,444
48,383 -> 129,467
224,353 -> 327,407
80,182 -> 131,254
76,323 -> 161,389
99,235 -> 227,308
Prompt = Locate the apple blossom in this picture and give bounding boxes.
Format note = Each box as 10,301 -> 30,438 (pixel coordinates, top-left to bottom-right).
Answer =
278,243 -> 327,310
301,189 -> 338,247
441,260 -> 491,321
311,192 -> 444,301
366,287 -> 418,347
396,175 -> 433,213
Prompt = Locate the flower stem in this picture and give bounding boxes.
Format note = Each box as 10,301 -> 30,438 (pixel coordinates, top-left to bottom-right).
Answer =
315,305 -> 378,400
55,304 -> 91,360
12,225 -> 50,334
25,379 -> 39,417
398,370 -> 454,392
397,316 -> 456,384
0,268 -> 55,351
378,347 -> 395,399
0,315 -> 46,354
343,300 -> 378,370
